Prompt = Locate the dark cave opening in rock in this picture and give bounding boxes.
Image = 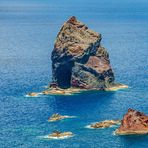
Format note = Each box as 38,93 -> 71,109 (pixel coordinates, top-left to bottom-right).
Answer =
56,63 -> 73,89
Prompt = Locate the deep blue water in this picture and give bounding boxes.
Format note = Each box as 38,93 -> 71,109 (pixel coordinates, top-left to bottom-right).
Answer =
0,0 -> 148,147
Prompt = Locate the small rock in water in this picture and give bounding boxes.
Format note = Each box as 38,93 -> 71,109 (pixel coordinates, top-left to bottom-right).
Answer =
89,120 -> 121,129
48,113 -> 73,122
47,131 -> 74,139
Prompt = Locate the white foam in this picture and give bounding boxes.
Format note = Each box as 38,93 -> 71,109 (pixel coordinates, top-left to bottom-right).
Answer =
65,115 -> 77,118
112,131 -> 117,136
38,134 -> 74,140
85,122 -> 118,129
42,85 -> 49,88
25,93 -> 42,97
64,93 -> 72,95
85,125 -> 95,129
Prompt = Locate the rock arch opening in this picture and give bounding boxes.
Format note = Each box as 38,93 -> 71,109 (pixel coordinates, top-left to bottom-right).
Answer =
56,63 -> 73,89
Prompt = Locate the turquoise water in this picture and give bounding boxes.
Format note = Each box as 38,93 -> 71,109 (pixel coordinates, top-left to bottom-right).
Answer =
0,0 -> 148,147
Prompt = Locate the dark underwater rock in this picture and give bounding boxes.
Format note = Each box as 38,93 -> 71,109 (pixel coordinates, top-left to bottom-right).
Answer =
51,16 -> 115,89
115,109 -> 148,135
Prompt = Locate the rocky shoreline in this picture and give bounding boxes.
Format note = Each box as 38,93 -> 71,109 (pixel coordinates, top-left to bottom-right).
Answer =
115,130 -> 148,135
27,83 -> 128,97
44,83 -> 128,95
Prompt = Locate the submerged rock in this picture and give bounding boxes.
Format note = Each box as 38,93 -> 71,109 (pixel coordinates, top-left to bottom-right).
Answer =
115,109 -> 148,135
51,16 -> 116,90
88,120 -> 121,129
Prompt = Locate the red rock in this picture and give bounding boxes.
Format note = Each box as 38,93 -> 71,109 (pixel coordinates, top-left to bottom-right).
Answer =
116,109 -> 148,135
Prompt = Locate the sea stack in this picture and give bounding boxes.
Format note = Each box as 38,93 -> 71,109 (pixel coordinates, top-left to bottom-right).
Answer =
50,16 -> 123,90
116,109 -> 148,135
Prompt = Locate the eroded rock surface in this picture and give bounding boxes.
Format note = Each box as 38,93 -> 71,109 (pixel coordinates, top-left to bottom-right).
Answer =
51,16 -> 115,89
116,109 -> 148,135
48,113 -> 75,122
47,131 -> 74,139
88,120 -> 121,129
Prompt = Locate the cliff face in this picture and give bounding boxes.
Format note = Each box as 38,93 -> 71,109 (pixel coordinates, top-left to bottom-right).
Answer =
51,16 -> 115,89
116,109 -> 148,134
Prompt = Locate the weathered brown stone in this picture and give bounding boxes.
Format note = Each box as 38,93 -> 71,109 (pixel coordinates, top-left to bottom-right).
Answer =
48,113 -> 72,122
48,131 -> 73,139
116,109 -> 148,135
90,120 -> 121,129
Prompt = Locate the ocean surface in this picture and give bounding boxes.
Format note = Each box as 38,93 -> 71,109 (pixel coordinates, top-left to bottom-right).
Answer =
0,0 -> 148,147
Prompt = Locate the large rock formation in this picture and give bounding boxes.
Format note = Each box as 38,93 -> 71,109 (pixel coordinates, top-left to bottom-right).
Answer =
116,109 -> 148,135
51,16 -> 115,90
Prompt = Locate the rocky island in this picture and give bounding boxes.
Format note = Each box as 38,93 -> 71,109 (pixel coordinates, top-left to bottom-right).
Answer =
43,16 -> 128,95
115,109 -> 148,135
27,16 -> 128,96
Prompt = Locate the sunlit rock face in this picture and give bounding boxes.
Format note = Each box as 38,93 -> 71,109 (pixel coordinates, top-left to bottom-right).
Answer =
51,16 -> 115,89
116,109 -> 148,135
